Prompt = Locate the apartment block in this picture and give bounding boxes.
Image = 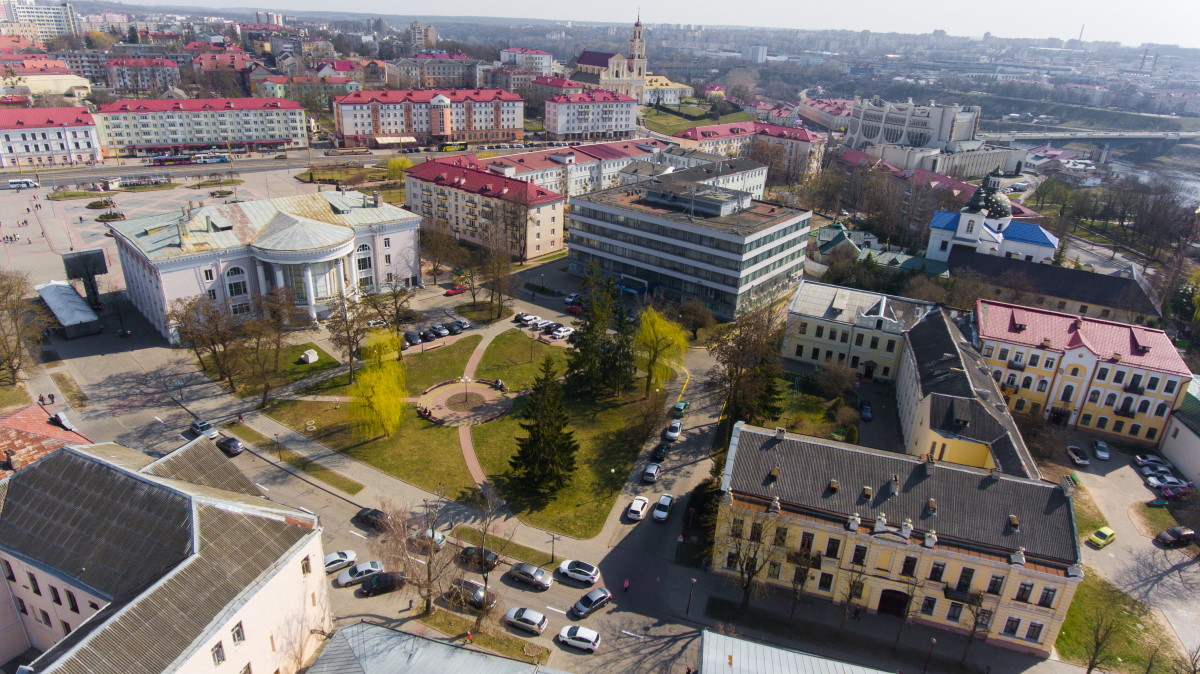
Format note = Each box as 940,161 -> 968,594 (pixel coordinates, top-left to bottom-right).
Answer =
94,97 -> 307,157
333,88 -> 523,148
544,90 -> 637,141
471,137 -> 670,197
105,58 -> 180,93
674,121 -> 826,180
0,106 -> 99,167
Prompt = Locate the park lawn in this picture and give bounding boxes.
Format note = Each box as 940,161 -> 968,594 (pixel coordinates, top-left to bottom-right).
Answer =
118,183 -> 180,192
1055,569 -> 1177,673
49,371 -> 88,409
419,608 -> 550,665
405,335 -> 481,395
0,383 -> 30,412
471,393 -> 649,539
223,422 -> 364,494
221,342 -> 339,399
379,186 -> 404,204
758,386 -> 837,438
48,191 -> 111,200
474,329 -> 569,391
451,525 -> 553,567
264,399 -> 475,500
1072,485 -> 1109,541
188,179 -> 244,188
455,301 -> 513,325
642,108 -> 756,136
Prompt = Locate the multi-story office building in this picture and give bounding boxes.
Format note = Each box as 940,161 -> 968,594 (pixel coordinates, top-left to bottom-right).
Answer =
0,107 -> 99,167
48,49 -> 106,82
674,121 -> 826,180
405,159 -> 566,261
544,90 -> 637,141
0,439 -> 331,673
333,88 -> 524,148
783,281 -> 936,382
499,47 -> 553,74
94,97 -> 307,157
110,191 -> 420,338
105,58 -> 180,93
568,182 -> 810,318
713,422 -> 1081,658
0,0 -> 77,42
975,300 -> 1192,448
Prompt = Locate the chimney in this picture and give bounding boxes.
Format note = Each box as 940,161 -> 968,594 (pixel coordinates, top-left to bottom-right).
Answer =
901,517 -> 913,539
846,512 -> 861,531
768,465 -> 780,483
862,486 -> 873,500
927,497 -> 937,514
774,427 -> 786,439
1008,514 -> 1020,532
372,191 -> 381,208
4,450 -> 17,472
828,479 -> 839,493
887,474 -> 900,496
924,455 -> 936,474
924,530 -> 938,548
873,513 -> 888,533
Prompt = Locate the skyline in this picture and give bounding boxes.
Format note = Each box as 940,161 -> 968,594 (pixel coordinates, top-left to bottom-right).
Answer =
127,0 -> 1199,49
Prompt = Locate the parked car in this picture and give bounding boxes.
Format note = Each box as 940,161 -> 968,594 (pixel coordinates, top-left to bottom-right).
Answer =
446,578 -> 497,610
1087,527 -> 1117,549
1149,476 -> 1192,489
650,441 -> 670,462
531,318 -> 553,330
354,508 -> 389,532
508,563 -> 553,590
404,331 -> 422,346
337,561 -> 384,587
859,400 -> 873,422
409,528 -> 446,552
190,419 -> 218,440
642,463 -> 662,483
571,587 -> 612,617
552,326 -> 575,340
664,420 -> 682,441
564,293 -> 582,304
671,401 -> 690,417
543,322 -> 562,334
367,319 -> 387,329
1066,446 -> 1090,467
323,550 -> 358,573
445,284 -> 467,296
420,330 -> 438,342
558,625 -> 601,653
557,560 -> 599,585
652,494 -> 674,522
626,496 -> 650,521
1156,526 -> 1196,548
567,304 -> 585,315
216,437 -> 243,456
504,607 -> 549,635
360,571 -> 404,597
1092,440 -> 1111,461
514,312 -> 530,323
1137,455 -> 1174,469
520,314 -> 542,326
458,546 -> 501,571
430,324 -> 449,337
1140,464 -> 1175,478
452,318 -> 471,330
446,322 -> 463,335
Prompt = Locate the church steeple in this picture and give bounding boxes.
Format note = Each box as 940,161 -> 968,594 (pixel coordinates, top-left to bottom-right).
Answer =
629,17 -> 645,60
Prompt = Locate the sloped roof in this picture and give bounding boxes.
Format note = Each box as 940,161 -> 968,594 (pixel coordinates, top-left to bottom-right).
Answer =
0,107 -> 93,130
98,98 -> 299,113
1002,220 -> 1057,247
787,280 -> 935,329
252,211 -> 355,252
141,437 -> 261,496
547,90 -> 636,104
334,89 -> 522,105
35,280 -> 99,328
929,210 -> 959,231
0,405 -> 88,479
723,423 -> 1077,564
405,162 -> 564,206
701,630 -> 893,674
574,50 -> 620,67
1173,377 -> 1200,436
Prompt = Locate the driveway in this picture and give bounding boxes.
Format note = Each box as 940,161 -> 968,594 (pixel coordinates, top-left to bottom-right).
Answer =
854,380 -> 903,454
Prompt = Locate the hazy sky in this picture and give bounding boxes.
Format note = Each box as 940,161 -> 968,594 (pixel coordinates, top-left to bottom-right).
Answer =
222,0 -> 1196,49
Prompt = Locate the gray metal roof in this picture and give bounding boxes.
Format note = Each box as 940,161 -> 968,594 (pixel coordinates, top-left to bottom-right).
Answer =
252,211 -> 354,252
307,621 -> 574,674
701,629 -> 894,674
787,280 -> 935,329
141,437 -> 262,497
723,423 -> 1078,564
35,281 -> 99,329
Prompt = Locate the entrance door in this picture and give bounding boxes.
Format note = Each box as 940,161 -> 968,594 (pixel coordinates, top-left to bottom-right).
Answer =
863,364 -> 876,380
877,590 -> 910,617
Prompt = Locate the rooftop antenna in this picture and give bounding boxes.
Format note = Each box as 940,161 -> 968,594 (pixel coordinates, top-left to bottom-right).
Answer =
1077,24 -> 1085,45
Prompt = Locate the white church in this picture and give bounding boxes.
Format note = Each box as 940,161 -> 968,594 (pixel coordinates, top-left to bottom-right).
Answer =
925,168 -> 1058,263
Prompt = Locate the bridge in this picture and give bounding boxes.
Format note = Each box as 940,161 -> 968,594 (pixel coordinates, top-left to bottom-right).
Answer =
977,130 -> 1200,159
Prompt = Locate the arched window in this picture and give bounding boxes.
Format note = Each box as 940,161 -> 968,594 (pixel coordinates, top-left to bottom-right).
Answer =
1138,400 -> 1150,414
1122,396 -> 1134,410
992,370 -> 1002,382
356,244 -> 373,271
1088,390 -> 1100,404
1156,402 -> 1169,417
225,266 -> 245,278
1068,366 -> 1083,377
1036,380 -> 1048,393
225,266 -> 247,297
1061,385 -> 1074,403
1022,376 -> 1032,389
1104,393 -> 1117,407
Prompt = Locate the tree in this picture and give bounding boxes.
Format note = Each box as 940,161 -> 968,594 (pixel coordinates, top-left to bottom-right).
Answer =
0,271 -> 50,386
510,357 -> 579,496
1174,643 -> 1200,674
709,305 -> 785,428
633,307 -> 688,397
678,297 -> 715,340
1082,608 -> 1118,674
959,595 -> 994,665
371,494 -> 457,616
385,156 -> 413,180
170,296 -> 245,392
566,264 -> 617,395
126,26 -> 139,44
787,550 -> 820,624
815,362 -> 856,398
363,280 -> 417,345
838,563 -> 867,632
718,507 -> 788,612
465,484 -> 514,631
85,30 -> 118,51
891,573 -> 925,649
240,289 -> 308,408
326,298 -> 371,384
478,222 -> 515,320
348,331 -> 407,439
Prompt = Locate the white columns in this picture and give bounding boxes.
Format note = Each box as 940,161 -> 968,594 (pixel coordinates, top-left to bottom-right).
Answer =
336,257 -> 347,298
273,265 -> 285,291
255,260 -> 268,295
302,263 -> 317,321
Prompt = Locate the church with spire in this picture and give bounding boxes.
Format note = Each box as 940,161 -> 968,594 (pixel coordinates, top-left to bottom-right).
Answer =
924,167 -> 1060,263
568,18 -> 654,103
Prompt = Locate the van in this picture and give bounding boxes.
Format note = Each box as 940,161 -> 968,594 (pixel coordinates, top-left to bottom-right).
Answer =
7,178 -> 37,189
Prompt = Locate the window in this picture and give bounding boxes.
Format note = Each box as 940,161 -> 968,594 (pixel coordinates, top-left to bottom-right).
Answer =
798,321 -> 808,335
811,347 -> 819,360
1015,581 -> 1033,602
1038,587 -> 1056,608
1029,355 -> 1040,368
1097,417 -> 1108,430
870,336 -> 879,350
855,334 -> 864,346
1015,399 -> 1026,411
1105,393 -> 1117,406
800,532 -> 814,554
825,538 -> 841,559
1037,380 -> 1048,392
1,560 -> 12,581
28,572 -> 40,595
1003,616 -> 1021,635
212,642 -> 226,666
1114,420 -> 1125,433
901,556 -> 917,577
1166,380 -> 1178,394
1113,370 -> 1125,384
983,345 -> 994,357
1156,403 -> 1168,417
987,575 -> 1005,595
1148,376 -> 1160,391
239,666 -> 252,674
1026,622 -> 1044,642
66,590 -> 78,613
1081,414 -> 1093,426
88,602 -> 98,611
384,254 -> 391,265
1139,400 -> 1151,414
1097,367 -> 1109,381
39,610 -> 49,626
947,602 -> 963,622
818,572 -> 833,591
730,518 -> 744,538
1130,424 -> 1141,437
886,339 -> 896,353
768,561 -> 781,579
920,596 -> 937,615
725,552 -> 738,570
929,562 -> 945,582
226,266 -> 247,297
232,621 -> 245,644
815,326 -> 823,339
773,527 -> 788,546
1088,390 -> 1100,404
1061,385 -> 1075,403
852,545 -> 867,565
1148,428 -> 1158,441
749,523 -> 763,542
15,597 -> 26,614
207,289 -> 217,301
61,621 -> 70,635
998,348 -> 1009,361
300,556 -> 311,575
50,586 -> 61,605
1045,358 -> 1056,369
203,269 -> 214,281
1022,376 -> 1032,389
956,567 -> 974,592
383,237 -> 390,248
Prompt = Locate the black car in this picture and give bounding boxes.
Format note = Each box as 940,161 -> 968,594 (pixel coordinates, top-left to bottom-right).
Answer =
216,437 -> 244,456
404,331 -> 422,346
446,322 -> 463,335
420,330 -> 437,342
650,441 -> 670,462
360,571 -> 405,597
543,322 -> 562,334
1157,526 -> 1196,548
458,546 -> 501,571
354,508 -> 389,532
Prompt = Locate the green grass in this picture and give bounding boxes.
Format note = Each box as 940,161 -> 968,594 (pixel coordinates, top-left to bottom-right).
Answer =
456,302 -> 513,325
300,167 -> 388,185
299,371 -> 353,396
379,187 -> 404,204
419,608 -> 550,665
118,183 -> 179,192
49,371 -> 88,409
48,190 -> 110,200
0,383 -> 30,411
219,342 -> 339,399
1073,485 -> 1109,541
264,399 -> 475,499
1055,569 -> 1176,672
524,249 -> 568,264
452,525 -> 553,567
405,335 -> 481,395
224,422 -> 364,494
642,108 -> 756,135
474,329 -> 569,392
1136,503 -> 1181,535
188,179 -> 244,188
471,392 -> 657,538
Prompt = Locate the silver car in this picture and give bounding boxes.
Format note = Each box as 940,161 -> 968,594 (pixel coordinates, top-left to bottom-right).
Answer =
508,562 -> 553,590
504,606 -> 548,635
336,561 -> 384,587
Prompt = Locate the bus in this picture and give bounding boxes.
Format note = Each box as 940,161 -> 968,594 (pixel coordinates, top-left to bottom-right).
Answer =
324,148 -> 371,156
437,142 -> 467,152
192,153 -> 231,164
149,155 -> 193,166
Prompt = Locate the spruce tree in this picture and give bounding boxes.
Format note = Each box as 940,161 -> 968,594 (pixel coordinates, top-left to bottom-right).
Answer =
510,357 -> 579,494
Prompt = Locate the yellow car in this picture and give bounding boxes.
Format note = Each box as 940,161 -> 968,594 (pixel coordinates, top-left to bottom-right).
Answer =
1088,527 -> 1117,548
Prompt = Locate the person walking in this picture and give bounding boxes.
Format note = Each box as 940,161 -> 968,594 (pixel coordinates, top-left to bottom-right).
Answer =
37,394 -> 45,405
623,578 -> 630,592
48,393 -> 55,404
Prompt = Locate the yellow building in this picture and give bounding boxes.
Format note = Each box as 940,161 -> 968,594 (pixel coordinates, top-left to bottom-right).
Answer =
975,300 -> 1192,448
569,20 -> 647,103
713,422 -> 1082,658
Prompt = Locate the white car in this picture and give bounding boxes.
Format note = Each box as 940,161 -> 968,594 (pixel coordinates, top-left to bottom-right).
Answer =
520,314 -> 542,326
564,293 -> 582,304
323,550 -> 357,574
504,606 -> 549,635
190,419 -> 218,440
367,319 -> 387,329
1141,465 -> 1174,478
1137,454 -> 1174,469
626,496 -> 649,521
337,561 -> 384,587
558,560 -> 600,585
1148,476 -> 1192,490
558,625 -> 601,653
664,420 -> 682,441
552,326 -> 575,340
531,318 -> 553,330
642,463 -> 662,483
652,494 -> 674,522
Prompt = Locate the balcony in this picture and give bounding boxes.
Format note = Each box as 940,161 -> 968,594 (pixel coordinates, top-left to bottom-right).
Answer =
943,587 -> 983,604
1007,359 -> 1026,371
1123,383 -> 1145,395
1115,407 -> 1137,419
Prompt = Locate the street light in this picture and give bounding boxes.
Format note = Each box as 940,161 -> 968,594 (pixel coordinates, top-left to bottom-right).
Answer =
922,637 -> 937,674
609,468 -> 616,496
549,533 -> 561,564
540,272 -> 545,294
686,577 -> 697,615
462,376 -> 471,397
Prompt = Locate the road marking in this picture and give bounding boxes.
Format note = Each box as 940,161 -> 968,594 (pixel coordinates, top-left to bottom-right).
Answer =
620,630 -> 645,639
255,483 -> 269,491
154,416 -> 164,424
350,531 -> 367,539
545,606 -> 568,614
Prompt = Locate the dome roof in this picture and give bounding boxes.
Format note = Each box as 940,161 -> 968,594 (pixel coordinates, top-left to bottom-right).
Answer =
965,185 -> 1012,219
251,212 -> 353,252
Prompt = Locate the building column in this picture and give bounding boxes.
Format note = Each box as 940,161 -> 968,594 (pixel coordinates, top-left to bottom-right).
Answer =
255,260 -> 269,295
336,257 -> 347,298
273,264 -> 285,291
302,263 -> 318,321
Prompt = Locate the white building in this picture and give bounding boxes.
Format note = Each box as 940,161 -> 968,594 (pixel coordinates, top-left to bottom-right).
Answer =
477,137 -> 670,197
0,106 -> 99,168
499,47 -> 553,75
1161,377 -> 1200,483
333,88 -> 524,147
0,0 -> 77,41
94,97 -> 307,157
642,75 -> 692,105
742,45 -> 768,63
544,89 -> 637,141
620,157 -> 768,199
925,169 -> 1058,263
109,191 -> 421,339
105,57 -> 180,93
845,97 -> 980,151
0,439 -> 331,674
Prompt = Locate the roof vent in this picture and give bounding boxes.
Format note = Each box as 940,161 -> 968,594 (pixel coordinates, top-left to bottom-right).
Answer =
1111,353 -> 1122,362
766,496 -> 781,514
887,474 -> 900,496
924,530 -> 938,548
847,512 -> 861,531
1041,338 -> 1052,348
828,479 -> 839,493
775,427 -> 786,439
1008,514 -> 1020,531
873,513 -> 888,533
927,497 -> 937,514
901,517 -> 913,539
768,465 -> 780,483
861,486 -> 873,500
1010,547 -> 1026,566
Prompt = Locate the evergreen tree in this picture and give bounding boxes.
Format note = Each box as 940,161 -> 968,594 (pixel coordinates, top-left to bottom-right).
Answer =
510,357 -> 579,494
604,301 -> 637,396
566,264 -> 615,394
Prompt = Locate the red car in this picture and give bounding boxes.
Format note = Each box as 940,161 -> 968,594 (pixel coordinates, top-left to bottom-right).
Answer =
566,304 -> 585,315
444,285 -> 467,296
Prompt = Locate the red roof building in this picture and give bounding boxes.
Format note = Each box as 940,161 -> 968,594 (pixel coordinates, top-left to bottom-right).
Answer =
0,107 -> 93,130
333,89 -> 526,147
544,90 -> 637,141
0,107 -> 100,167
0,405 -> 91,479
182,41 -> 245,53
105,58 -> 177,68
98,98 -> 302,114
191,53 -> 259,73
532,76 -> 582,90
673,122 -> 826,180
94,99 -> 307,156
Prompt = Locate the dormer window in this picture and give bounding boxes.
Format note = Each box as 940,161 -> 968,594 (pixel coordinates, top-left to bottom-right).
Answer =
965,219 -> 975,233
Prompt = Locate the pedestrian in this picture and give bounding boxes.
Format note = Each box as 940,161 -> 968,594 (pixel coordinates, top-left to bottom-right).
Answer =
48,393 -> 55,404
623,578 -> 630,592
37,394 -> 45,405
237,412 -> 244,423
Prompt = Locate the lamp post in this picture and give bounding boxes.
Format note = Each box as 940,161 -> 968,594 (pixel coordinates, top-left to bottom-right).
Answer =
549,533 -> 561,564
462,376 -> 471,397
922,637 -> 937,674
540,272 -> 545,295
686,577 -> 697,615
609,468 -> 616,496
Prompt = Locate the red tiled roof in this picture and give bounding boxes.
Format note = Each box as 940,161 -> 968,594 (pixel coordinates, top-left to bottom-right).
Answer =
475,138 -> 668,173
532,76 -> 582,89
0,404 -> 90,479
547,90 -> 636,104
503,47 -> 550,55
106,58 -> 177,68
191,53 -> 258,71
406,161 -> 565,206
976,300 -> 1190,375
182,41 -> 244,52
799,98 -> 854,116
262,76 -> 352,85
674,121 -> 824,143
97,98 -> 301,113
334,89 -> 523,105
316,60 -> 360,72
0,107 -> 93,130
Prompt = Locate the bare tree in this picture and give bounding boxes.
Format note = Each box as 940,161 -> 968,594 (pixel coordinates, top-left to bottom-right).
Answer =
421,225 -> 465,286
240,289 -> 309,407
787,550 -> 821,624
717,506 -> 789,612
838,563 -> 867,632
326,297 -> 372,384
465,484 -> 514,631
170,296 -> 245,391
959,595 -> 994,665
0,270 -> 50,385
1082,608 -> 1118,674
891,573 -> 925,649
363,280 -> 418,345
478,224 -> 516,321
1174,643 -> 1200,674
372,494 -> 457,616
